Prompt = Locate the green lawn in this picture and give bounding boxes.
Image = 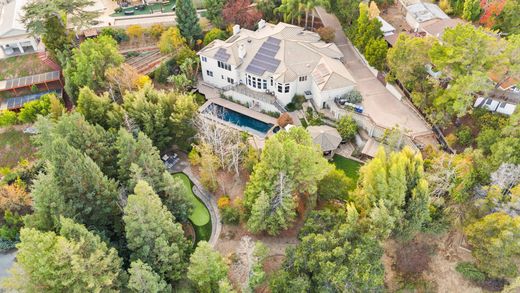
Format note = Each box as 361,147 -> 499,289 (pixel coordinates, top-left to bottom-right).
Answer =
0,129 -> 36,169
172,173 -> 210,227
0,54 -> 53,80
332,154 -> 362,182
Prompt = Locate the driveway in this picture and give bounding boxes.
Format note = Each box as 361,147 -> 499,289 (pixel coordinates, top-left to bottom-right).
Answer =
316,7 -> 432,137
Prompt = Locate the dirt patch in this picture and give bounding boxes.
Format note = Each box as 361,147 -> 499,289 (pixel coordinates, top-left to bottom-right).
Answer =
380,4 -> 413,34
384,232 -> 484,293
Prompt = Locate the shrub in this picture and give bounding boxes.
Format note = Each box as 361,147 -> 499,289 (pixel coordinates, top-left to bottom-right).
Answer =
317,26 -> 335,42
221,206 -> 240,225
342,90 -> 363,104
337,115 -> 358,141
100,27 -> 129,43
445,133 -> 457,148
0,238 -> 17,252
17,93 -> 54,124
203,28 -> 228,45
456,262 -> 486,282
0,110 -> 18,127
188,148 -> 201,166
285,95 -> 306,112
148,24 -> 166,39
217,196 -> 231,209
127,25 -> 145,41
455,126 -> 473,147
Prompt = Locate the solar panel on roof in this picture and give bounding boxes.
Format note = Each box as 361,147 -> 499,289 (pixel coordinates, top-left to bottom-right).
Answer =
245,38 -> 281,75
214,48 -> 230,62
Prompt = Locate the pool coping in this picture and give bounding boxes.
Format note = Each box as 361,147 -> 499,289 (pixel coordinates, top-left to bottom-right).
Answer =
199,98 -> 278,138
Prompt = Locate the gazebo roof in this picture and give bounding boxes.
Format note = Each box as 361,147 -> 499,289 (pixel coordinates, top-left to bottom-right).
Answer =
307,125 -> 342,152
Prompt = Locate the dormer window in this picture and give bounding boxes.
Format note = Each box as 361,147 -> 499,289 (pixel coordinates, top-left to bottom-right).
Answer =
201,56 -> 207,62
299,76 -> 307,82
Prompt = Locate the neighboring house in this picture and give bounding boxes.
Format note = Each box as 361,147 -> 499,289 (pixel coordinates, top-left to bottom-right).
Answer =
197,21 -> 356,112
420,18 -> 466,39
0,0 -> 41,59
474,96 -> 518,116
404,2 -> 450,32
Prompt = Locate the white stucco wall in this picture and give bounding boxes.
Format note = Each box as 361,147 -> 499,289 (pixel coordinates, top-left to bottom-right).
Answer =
200,56 -> 240,88
311,80 -> 355,108
223,91 -> 280,113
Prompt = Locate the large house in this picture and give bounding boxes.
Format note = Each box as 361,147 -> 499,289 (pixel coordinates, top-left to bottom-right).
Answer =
0,0 -> 41,59
197,21 -> 356,112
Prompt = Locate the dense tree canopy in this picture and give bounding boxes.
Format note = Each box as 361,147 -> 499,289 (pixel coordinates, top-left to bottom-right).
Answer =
64,35 -> 124,101
188,241 -> 229,293
244,127 -> 331,235
4,217 -> 124,292
123,180 -> 190,282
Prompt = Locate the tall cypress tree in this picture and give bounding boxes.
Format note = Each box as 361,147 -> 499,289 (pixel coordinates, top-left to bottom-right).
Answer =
124,181 -> 190,282
175,0 -> 203,45
27,138 -> 122,238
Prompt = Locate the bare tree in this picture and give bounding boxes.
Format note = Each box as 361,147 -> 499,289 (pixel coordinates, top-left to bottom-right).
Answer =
233,236 -> 268,292
195,109 -> 248,178
490,163 -> 520,195
426,153 -> 457,199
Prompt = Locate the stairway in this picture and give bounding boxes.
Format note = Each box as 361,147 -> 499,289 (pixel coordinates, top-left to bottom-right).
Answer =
37,52 -> 61,71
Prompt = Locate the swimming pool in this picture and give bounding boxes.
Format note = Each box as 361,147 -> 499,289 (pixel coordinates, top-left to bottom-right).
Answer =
204,103 -> 274,135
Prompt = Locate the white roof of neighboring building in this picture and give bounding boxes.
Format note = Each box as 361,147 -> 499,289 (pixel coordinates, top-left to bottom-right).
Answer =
0,0 -> 28,38
406,2 -> 449,23
198,22 -> 356,91
377,16 -> 396,36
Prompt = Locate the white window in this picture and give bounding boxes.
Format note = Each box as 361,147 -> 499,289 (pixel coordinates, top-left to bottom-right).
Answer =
201,56 -> 207,62
207,70 -> 213,77
227,77 -> 234,84
278,83 -> 290,93
222,75 -> 224,79
217,61 -> 231,71
299,76 -> 307,82
277,83 -> 283,93
284,84 -> 290,93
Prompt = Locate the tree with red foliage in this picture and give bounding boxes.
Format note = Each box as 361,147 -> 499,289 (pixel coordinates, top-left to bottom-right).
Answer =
479,0 -> 506,28
222,0 -> 263,30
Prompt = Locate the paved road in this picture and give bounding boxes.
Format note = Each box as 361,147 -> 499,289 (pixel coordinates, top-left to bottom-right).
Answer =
316,7 -> 432,137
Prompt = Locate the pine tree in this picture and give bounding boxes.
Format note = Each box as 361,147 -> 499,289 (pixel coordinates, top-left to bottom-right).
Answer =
28,138 -> 122,238
244,127 -> 331,235
203,0 -> 225,28
123,181 -> 190,282
4,217 -> 124,292
175,0 -> 203,45
158,172 -> 194,222
115,129 -> 167,190
34,113 -> 118,178
128,260 -> 170,293
188,241 -> 229,293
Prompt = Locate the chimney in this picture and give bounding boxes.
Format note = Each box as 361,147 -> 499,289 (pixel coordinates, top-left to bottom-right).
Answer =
239,44 -> 246,59
232,24 -> 241,35
258,19 -> 266,30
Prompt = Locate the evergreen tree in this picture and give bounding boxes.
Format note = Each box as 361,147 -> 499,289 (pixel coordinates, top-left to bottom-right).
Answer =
317,168 -> 354,201
128,260 -> 170,293
355,147 -> 430,239
27,139 -> 122,238
188,241 -> 229,293
41,14 -> 74,62
123,181 -> 190,282
76,87 -> 124,130
158,172 -> 194,222
244,127 -> 331,235
4,217 -> 124,292
203,0 -> 225,28
272,205 -> 385,292
115,129 -> 166,191
64,35 -> 124,101
34,113 -> 118,178
175,0 -> 203,45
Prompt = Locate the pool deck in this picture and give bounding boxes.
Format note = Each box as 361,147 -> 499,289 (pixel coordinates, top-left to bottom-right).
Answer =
199,97 -> 278,138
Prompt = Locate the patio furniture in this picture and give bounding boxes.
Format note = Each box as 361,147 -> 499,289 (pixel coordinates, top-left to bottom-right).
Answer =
162,154 -> 169,161
124,9 -> 134,15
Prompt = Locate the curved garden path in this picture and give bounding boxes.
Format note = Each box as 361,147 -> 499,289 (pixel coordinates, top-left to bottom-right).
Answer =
182,166 -> 222,247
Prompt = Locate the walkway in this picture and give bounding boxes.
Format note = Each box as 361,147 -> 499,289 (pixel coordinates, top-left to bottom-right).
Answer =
315,7 -> 432,137
182,166 -> 222,247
